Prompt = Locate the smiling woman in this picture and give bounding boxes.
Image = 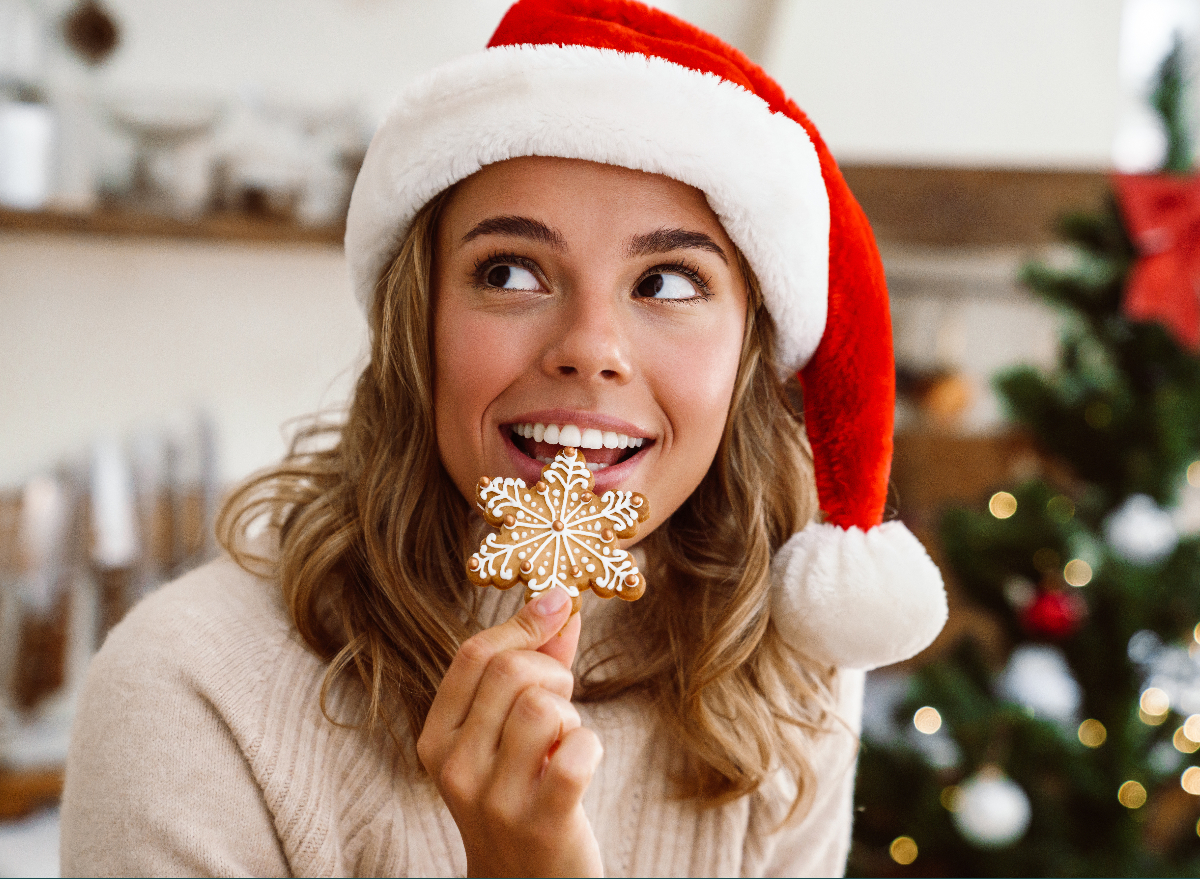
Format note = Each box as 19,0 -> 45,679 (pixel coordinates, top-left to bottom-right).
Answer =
59,2 -> 946,877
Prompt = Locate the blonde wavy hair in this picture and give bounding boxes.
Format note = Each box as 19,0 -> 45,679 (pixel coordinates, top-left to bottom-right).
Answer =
218,187 -> 838,818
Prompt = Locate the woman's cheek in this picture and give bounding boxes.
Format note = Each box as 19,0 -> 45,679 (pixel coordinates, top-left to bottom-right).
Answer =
433,303 -> 522,492
647,318 -> 743,429
635,316 -> 744,532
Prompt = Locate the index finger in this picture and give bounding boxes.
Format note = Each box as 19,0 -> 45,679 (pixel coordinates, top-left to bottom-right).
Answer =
426,586 -> 574,736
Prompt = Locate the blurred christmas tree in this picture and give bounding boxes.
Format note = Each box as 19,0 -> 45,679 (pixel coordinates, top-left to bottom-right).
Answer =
849,38 -> 1200,877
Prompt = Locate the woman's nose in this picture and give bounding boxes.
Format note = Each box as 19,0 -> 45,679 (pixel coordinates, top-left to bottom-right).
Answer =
540,291 -> 633,384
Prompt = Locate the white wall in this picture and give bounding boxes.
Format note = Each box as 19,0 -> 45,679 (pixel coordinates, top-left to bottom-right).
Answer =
0,234 -> 364,486
765,0 -> 1124,167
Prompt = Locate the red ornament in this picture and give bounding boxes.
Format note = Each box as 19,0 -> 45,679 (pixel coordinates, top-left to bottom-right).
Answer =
1112,173 -> 1200,352
1020,589 -> 1087,640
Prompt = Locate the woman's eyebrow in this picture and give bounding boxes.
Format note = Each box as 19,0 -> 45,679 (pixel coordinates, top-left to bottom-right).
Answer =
625,228 -> 728,264
461,215 -> 567,249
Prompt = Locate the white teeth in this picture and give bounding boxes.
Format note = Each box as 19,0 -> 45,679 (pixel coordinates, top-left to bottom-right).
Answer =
585,461 -> 610,471
510,422 -> 647,451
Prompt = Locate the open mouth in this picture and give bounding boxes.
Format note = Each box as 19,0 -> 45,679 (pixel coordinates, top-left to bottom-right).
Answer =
506,421 -> 651,472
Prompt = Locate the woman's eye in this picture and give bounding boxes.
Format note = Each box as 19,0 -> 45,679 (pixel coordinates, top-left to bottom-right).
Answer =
635,272 -> 698,300
485,264 -> 540,290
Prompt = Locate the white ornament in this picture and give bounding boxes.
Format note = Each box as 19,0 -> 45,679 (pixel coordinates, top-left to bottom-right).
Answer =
998,644 -> 1081,724
952,769 -> 1032,848
1127,629 -> 1162,664
1104,493 -> 1178,565
1127,630 -> 1200,718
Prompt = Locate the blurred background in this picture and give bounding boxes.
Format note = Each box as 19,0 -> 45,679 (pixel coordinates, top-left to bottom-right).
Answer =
3,0 -> 1200,875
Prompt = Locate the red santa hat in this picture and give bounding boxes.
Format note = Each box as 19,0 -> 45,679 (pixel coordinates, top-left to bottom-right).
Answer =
345,0 -> 946,669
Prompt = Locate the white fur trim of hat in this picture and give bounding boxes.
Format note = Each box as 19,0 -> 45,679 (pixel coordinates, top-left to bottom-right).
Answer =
346,43 -> 828,375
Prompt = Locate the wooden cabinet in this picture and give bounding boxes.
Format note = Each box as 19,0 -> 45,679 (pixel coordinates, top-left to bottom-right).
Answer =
891,429 -> 1040,668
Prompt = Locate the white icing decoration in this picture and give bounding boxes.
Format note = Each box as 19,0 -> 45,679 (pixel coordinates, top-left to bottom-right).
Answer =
469,450 -> 645,599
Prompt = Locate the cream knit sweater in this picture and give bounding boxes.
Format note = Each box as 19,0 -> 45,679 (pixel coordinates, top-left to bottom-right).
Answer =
60,552 -> 863,877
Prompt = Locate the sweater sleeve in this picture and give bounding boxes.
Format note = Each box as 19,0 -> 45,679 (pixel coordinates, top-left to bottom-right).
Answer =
740,668 -> 864,878
60,580 -> 290,878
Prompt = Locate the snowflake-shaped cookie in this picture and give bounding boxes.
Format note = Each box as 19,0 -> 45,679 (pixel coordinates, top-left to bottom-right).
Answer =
467,447 -> 650,613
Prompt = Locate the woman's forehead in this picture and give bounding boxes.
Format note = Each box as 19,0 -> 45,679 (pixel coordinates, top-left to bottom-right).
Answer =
440,156 -> 732,248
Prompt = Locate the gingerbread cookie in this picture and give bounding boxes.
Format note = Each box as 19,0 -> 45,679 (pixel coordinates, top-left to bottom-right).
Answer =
467,447 -> 650,613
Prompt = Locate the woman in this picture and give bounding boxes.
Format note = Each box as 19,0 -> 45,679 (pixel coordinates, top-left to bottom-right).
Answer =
61,2 -> 946,875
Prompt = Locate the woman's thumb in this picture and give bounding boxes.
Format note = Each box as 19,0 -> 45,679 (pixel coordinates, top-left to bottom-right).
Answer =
517,586 -> 580,670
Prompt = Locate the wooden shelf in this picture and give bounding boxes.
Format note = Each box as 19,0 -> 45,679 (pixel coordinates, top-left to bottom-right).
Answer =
0,205 -> 344,247
843,165 -> 1110,248
1,166 -> 1111,249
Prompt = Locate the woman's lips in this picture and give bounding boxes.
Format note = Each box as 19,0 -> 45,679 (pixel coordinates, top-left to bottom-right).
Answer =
500,427 -> 650,492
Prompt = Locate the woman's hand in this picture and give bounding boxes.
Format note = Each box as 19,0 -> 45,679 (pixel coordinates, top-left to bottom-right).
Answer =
417,587 -> 603,878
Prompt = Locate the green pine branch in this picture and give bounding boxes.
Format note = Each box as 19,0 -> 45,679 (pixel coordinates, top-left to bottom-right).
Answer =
1153,34 -> 1193,174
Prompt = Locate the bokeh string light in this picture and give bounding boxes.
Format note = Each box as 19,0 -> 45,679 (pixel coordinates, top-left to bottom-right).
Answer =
1078,718 -> 1107,748
1118,780 -> 1147,809
889,836 -> 918,865
1139,687 -> 1170,725
1182,767 -> 1200,795
989,491 -> 1017,519
1063,559 -> 1093,587
913,706 -> 942,734
1174,725 -> 1200,754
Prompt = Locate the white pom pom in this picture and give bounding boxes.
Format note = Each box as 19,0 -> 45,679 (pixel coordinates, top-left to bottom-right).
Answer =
770,521 -> 947,669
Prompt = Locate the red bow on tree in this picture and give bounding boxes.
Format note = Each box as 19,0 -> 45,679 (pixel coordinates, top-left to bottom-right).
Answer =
1112,173 -> 1200,352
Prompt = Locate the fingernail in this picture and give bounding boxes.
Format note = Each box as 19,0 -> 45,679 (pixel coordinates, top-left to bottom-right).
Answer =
535,586 -> 569,616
